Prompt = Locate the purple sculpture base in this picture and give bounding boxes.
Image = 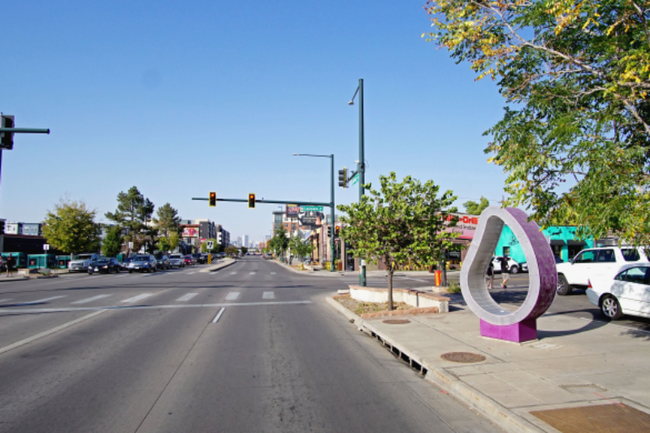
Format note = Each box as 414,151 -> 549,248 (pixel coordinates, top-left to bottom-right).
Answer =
480,318 -> 537,343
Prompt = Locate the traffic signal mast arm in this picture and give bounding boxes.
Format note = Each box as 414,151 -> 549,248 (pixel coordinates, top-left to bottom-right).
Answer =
0,128 -> 50,134
192,197 -> 331,207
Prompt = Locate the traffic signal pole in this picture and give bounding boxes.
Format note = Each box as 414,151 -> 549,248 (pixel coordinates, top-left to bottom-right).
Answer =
330,153 -> 335,273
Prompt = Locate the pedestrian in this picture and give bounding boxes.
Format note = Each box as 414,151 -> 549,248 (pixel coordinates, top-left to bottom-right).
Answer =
486,261 -> 494,289
499,256 -> 510,288
6,254 -> 15,278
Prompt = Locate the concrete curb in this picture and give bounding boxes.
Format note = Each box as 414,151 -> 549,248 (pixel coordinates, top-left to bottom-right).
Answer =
0,276 -> 30,283
202,259 -> 237,273
326,296 -> 545,433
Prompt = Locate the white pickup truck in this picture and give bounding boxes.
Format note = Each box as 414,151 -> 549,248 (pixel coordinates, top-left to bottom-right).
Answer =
556,247 -> 649,295
68,253 -> 101,273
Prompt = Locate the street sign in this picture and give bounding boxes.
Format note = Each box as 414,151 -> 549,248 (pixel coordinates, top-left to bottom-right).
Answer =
351,174 -> 359,186
43,244 -> 50,251
206,241 -> 214,250
301,206 -> 323,212
128,242 -> 134,249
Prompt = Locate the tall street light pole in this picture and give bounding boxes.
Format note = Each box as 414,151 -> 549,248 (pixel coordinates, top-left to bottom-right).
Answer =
349,78 -> 366,286
293,153 -> 336,273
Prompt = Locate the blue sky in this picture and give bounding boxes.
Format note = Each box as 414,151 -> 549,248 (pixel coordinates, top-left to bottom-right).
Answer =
2,0 -> 508,243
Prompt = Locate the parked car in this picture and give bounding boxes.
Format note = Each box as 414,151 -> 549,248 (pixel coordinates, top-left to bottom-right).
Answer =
68,253 -> 101,273
556,247 -> 649,296
520,255 -> 563,273
156,255 -> 171,270
127,255 -> 158,273
587,263 -> 650,320
121,257 -> 133,270
491,256 -> 521,274
88,257 -> 121,275
184,255 -> 195,266
192,253 -> 204,264
168,254 -> 185,268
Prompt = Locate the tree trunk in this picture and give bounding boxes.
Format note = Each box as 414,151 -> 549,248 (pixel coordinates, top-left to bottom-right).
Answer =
387,268 -> 394,311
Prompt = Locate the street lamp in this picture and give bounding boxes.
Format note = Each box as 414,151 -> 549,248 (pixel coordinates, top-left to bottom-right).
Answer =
293,153 -> 336,273
349,78 -> 366,286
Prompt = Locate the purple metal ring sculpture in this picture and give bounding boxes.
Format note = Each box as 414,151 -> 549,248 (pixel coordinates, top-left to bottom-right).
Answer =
460,207 -> 557,343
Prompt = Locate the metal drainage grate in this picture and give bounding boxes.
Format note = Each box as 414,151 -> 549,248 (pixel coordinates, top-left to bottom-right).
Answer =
383,319 -> 411,324
440,352 -> 486,363
531,403 -> 650,433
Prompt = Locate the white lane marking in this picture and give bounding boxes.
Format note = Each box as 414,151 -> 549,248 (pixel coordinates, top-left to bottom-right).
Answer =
230,272 -> 237,275
212,307 -> 226,323
398,277 -> 428,283
121,293 -> 153,304
263,291 -> 275,299
28,296 -> 66,304
0,310 -> 107,355
0,299 -> 13,303
0,300 -> 312,314
176,293 -> 198,302
188,272 -> 196,275
73,294 -> 112,305
249,272 -> 256,275
225,292 -> 240,301
270,272 -> 276,275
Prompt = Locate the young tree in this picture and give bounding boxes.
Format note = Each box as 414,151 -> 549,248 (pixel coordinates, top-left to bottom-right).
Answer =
105,186 -> 155,253
269,226 -> 290,260
42,198 -> 101,258
425,1 -> 650,244
102,225 -> 124,258
463,197 -> 490,215
225,246 -> 239,256
289,235 -> 314,261
338,172 -> 458,310
240,246 -> 249,255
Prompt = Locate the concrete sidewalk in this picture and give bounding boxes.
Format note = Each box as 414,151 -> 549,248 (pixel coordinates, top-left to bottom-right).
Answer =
272,259 -> 460,279
328,297 -> 650,433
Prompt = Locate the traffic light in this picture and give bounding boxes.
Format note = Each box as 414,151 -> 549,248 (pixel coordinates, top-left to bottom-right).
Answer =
209,191 -> 217,207
327,227 -> 332,237
338,167 -> 347,188
335,225 -> 340,237
248,193 -> 256,208
0,114 -> 15,150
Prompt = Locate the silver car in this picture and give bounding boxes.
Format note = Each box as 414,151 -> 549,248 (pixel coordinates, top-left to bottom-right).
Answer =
127,255 -> 158,273
168,253 -> 185,268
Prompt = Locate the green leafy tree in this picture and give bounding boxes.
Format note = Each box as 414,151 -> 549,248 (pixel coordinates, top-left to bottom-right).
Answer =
289,235 -> 314,260
102,225 -> 124,258
463,197 -> 490,215
153,203 -> 181,238
105,186 -> 155,253
42,198 -> 101,258
269,226 -> 290,260
338,173 -> 458,310
425,1 -> 650,244
225,246 -> 239,256
240,246 -> 249,255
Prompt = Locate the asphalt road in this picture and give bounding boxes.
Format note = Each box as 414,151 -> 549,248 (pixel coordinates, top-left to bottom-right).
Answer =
0,257 -> 500,433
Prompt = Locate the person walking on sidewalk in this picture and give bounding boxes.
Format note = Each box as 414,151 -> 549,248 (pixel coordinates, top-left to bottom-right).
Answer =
485,262 -> 494,289
6,254 -> 15,278
499,256 -> 510,288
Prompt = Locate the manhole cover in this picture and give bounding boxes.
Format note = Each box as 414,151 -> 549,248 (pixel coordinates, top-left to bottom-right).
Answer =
440,352 -> 486,363
383,319 -> 411,324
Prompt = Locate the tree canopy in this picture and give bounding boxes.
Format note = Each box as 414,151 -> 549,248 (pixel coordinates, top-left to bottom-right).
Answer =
463,196 -> 491,215
42,198 -> 101,256
105,186 -> 155,252
102,225 -> 124,258
425,1 -> 650,243
338,172 -> 458,310
268,226 -> 290,258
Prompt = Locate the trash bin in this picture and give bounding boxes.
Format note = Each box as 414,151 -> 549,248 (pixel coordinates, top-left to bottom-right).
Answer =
28,254 -> 57,269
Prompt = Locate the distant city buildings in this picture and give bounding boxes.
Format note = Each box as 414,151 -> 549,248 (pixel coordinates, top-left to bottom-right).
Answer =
179,219 -> 230,251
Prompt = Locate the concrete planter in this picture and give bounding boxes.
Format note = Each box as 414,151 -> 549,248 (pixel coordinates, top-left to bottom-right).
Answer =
349,285 -> 450,313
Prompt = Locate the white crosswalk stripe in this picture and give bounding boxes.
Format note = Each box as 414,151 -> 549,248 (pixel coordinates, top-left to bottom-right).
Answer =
249,272 -> 256,275
176,293 -> 198,302
262,291 -> 275,299
29,296 -> 66,304
188,272 -> 196,275
270,272 -> 276,275
121,293 -> 153,304
225,292 -> 240,301
73,294 -> 112,304
0,299 -> 13,303
230,272 -> 237,275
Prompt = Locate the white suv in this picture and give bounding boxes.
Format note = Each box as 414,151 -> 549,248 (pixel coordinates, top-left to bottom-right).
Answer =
556,247 -> 649,295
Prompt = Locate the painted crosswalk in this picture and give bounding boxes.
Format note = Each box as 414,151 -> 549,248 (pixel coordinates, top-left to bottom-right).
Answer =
176,293 -> 198,302
225,292 -> 240,301
262,291 -> 275,299
72,294 -> 112,304
121,293 -> 153,304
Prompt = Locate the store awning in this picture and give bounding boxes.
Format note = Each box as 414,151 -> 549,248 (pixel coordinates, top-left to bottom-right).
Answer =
567,240 -> 588,246
550,240 -> 566,246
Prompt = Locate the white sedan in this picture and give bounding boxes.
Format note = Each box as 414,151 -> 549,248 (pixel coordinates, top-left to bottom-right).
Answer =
587,263 -> 650,320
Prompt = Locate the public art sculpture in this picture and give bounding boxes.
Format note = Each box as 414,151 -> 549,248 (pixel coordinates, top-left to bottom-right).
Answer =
460,207 -> 557,343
